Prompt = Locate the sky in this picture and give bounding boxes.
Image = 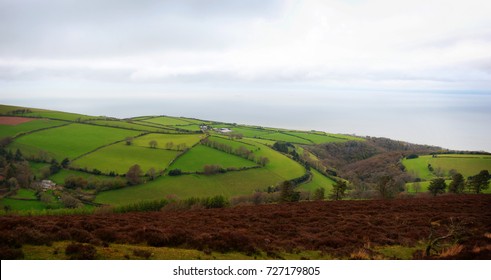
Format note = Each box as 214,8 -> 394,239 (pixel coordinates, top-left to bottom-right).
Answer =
0,0 -> 490,151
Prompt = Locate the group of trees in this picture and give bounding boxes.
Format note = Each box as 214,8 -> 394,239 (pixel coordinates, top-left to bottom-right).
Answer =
125,137 -> 188,151
428,170 -> 490,196
0,146 -> 33,191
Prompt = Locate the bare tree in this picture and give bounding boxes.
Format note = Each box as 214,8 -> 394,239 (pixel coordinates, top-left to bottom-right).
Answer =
149,140 -> 158,149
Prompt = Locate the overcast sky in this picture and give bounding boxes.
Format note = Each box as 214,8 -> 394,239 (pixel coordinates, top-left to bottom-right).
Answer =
1,0 -> 490,151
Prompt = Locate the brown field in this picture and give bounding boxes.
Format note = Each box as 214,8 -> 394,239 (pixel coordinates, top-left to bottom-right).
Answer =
0,195 -> 490,259
0,116 -> 35,126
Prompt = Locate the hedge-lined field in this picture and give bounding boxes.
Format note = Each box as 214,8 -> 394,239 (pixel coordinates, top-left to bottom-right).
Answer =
9,123 -> 141,161
72,142 -> 179,174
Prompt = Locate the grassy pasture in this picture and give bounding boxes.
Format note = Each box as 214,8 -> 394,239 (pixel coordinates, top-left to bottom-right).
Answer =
226,126 -> 274,138
298,169 -> 336,194
209,135 -> 258,150
175,124 -> 202,132
95,168 -> 286,205
259,132 -> 312,144
403,155 -> 491,180
95,139 -> 305,205
286,132 -> 353,144
10,188 -> 38,200
133,133 -> 203,150
248,138 -> 276,146
238,138 -> 305,179
72,142 -> 179,174
87,120 -> 173,133
0,105 -> 98,122
145,116 -> 195,126
169,145 -> 258,172
0,198 -> 46,211
9,123 -> 141,161
0,118 -> 67,138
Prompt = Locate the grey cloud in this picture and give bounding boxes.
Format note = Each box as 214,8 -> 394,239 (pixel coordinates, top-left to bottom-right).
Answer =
0,0 -> 282,57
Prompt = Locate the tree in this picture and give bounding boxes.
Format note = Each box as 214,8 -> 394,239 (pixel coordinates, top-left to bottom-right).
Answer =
64,175 -> 88,189
279,181 -> 300,202
257,156 -> 269,166
146,167 -> 157,180
39,192 -> 53,204
149,140 -> 158,149
50,159 -> 61,174
125,137 -> 134,146
329,181 -> 347,200
165,142 -> 174,150
448,173 -> 465,194
428,178 -> 446,196
203,164 -> 223,175
168,169 -> 182,176
7,177 -> 19,191
61,194 -> 82,208
14,149 -> 23,161
61,158 -> 70,168
126,164 -> 143,185
376,175 -> 397,199
313,187 -> 325,200
467,170 -> 490,194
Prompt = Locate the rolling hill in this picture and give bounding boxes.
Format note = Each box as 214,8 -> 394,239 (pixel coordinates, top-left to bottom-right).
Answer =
0,103 -> 490,213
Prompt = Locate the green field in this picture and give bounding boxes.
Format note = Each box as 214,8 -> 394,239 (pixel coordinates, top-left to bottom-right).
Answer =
287,132 -> 355,144
95,138 -> 306,206
225,126 -> 274,138
145,116 -> 196,126
169,145 -> 258,172
299,169 -> 336,194
87,120 -> 173,133
10,188 -> 38,200
95,168 -> 286,205
132,133 -> 204,150
260,132 -> 312,144
175,124 -> 202,132
72,142 -> 180,174
239,138 -> 305,179
403,154 -> 491,180
0,119 -> 67,138
0,198 -> 46,211
9,123 -> 141,161
210,136 -> 258,150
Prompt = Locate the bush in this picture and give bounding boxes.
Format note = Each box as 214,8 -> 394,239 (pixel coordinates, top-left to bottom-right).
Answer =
0,245 -> 24,259
133,249 -> 152,259
65,243 -> 97,260
168,169 -> 182,176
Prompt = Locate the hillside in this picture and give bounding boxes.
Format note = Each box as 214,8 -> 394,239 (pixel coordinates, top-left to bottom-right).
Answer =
1,103 -> 490,213
1,104 -> 490,261
1,104 -> 357,211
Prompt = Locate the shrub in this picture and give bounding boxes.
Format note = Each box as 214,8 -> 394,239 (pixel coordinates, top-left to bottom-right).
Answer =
133,249 -> 152,259
65,243 -> 97,260
0,246 -> 24,260
168,169 -> 182,176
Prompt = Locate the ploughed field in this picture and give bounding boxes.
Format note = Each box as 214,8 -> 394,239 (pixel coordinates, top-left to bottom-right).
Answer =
1,195 -> 490,259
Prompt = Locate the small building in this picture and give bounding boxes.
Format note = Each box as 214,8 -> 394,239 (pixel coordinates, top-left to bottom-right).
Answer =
219,128 -> 232,133
40,180 -> 56,191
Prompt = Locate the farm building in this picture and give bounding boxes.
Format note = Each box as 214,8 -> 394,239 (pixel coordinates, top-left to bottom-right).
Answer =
40,180 -> 57,191
218,128 -> 232,133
